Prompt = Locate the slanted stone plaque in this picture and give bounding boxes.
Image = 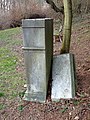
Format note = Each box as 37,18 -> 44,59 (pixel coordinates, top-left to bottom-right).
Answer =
22,18 -> 53,103
51,53 -> 76,101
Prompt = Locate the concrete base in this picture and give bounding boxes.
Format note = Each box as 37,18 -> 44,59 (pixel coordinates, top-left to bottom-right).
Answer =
23,90 -> 46,103
51,54 -> 76,101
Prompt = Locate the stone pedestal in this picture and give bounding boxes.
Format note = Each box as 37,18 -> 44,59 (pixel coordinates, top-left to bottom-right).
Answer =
51,54 -> 76,101
22,18 -> 53,103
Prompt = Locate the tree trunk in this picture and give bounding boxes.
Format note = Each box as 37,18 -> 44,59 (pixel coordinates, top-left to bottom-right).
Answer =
60,0 -> 72,54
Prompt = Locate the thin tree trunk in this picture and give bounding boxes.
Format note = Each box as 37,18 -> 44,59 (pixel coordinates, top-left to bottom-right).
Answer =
60,0 -> 72,54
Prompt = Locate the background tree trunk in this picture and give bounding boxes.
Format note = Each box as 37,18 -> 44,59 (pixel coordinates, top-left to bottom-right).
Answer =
60,0 -> 72,53
46,0 -> 72,54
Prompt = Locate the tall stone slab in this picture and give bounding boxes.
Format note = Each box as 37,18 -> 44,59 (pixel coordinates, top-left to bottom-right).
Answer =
51,54 -> 76,101
22,18 -> 53,103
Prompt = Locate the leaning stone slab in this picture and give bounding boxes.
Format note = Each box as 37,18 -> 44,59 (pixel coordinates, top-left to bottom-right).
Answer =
22,18 -> 53,103
51,53 -> 76,101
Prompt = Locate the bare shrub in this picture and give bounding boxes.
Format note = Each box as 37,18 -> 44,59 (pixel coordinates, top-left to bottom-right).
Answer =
0,11 -> 12,29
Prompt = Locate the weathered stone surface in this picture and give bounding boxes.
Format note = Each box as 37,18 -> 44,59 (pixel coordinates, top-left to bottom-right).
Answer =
22,18 -> 53,102
22,18 -> 53,49
23,50 -> 46,102
51,54 -> 76,101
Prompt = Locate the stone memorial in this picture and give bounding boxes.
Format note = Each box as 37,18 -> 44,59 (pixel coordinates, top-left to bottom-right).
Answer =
51,53 -> 76,101
22,18 -> 53,103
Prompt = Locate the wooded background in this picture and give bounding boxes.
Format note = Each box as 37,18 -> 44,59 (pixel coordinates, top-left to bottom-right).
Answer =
0,0 -> 90,14
0,0 -> 90,30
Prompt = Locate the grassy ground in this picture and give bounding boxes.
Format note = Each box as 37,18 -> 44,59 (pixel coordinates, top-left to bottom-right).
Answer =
0,14 -> 90,120
0,28 -> 26,110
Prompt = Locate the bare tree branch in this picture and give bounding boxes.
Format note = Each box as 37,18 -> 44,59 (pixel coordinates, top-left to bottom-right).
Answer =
46,0 -> 64,14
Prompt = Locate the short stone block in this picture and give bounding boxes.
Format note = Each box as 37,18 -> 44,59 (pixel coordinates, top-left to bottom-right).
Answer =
51,54 -> 76,101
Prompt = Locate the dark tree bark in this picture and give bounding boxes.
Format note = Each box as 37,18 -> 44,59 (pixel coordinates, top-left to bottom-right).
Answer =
46,0 -> 64,14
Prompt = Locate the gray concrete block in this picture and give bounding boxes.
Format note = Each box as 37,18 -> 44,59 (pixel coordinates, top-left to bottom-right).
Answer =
51,54 -> 76,101
23,50 -> 46,102
22,18 -> 53,49
22,18 -> 53,103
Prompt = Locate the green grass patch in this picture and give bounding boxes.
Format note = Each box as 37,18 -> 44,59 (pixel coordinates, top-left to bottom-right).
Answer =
0,47 -> 17,73
0,27 -> 22,48
17,105 -> 25,112
60,107 -> 68,113
0,28 -> 26,100
0,92 -> 5,97
0,104 -> 6,110
0,27 -> 21,40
